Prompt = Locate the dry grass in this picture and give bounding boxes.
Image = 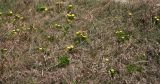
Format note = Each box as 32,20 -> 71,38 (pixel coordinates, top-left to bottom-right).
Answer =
0,0 -> 160,84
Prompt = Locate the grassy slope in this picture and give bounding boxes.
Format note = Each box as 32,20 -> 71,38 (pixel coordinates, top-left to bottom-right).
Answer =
0,0 -> 160,83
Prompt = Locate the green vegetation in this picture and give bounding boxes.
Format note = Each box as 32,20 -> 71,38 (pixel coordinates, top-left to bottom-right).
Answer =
58,55 -> 70,67
115,29 -> 130,42
74,31 -> 88,45
127,64 -> 144,73
36,4 -> 48,12
108,68 -> 118,78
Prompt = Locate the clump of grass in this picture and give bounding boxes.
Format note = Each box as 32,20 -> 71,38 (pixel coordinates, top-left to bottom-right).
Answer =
58,55 -> 70,67
136,53 -> 146,61
53,23 -> 71,35
127,64 -> 144,73
115,30 -> 130,42
62,24 -> 70,35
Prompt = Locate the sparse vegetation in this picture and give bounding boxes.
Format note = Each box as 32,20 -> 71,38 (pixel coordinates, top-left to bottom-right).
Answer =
0,0 -> 160,83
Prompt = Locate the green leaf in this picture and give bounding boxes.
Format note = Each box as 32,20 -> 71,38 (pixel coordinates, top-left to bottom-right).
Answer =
58,55 -> 70,67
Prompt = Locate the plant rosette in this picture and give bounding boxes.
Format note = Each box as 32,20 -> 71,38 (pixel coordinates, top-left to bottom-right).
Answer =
66,45 -> 74,53
74,31 -> 88,45
67,13 -> 76,20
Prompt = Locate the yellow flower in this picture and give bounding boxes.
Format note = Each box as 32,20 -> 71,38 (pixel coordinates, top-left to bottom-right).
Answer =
105,58 -> 109,62
3,49 -> 7,51
119,30 -> 123,33
67,45 -> 74,49
9,10 -> 13,14
1,48 -> 7,53
55,24 -> 60,27
67,13 -> 76,20
37,6 -> 48,12
13,32 -> 17,35
44,7 -> 48,11
0,12 -> 2,16
110,69 -> 115,73
70,45 -> 74,48
38,47 -> 46,52
68,5 -> 74,9
76,31 -> 82,35
15,14 -> 24,20
116,30 -> 123,34
121,36 -> 125,39
12,29 -> 16,32
67,14 -> 70,16
128,12 -> 133,16
156,18 -> 160,21
16,29 -> 20,32
27,28 -> 31,30
39,48 -> 43,50
11,29 -> 18,34
7,10 -> 13,16
82,35 -> 87,39
54,24 -> 62,28
67,13 -> 75,17
67,45 -> 74,51
47,36 -> 51,38
38,47 -> 46,51
71,14 -> 75,16
154,16 -> 158,19
115,31 -> 119,34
